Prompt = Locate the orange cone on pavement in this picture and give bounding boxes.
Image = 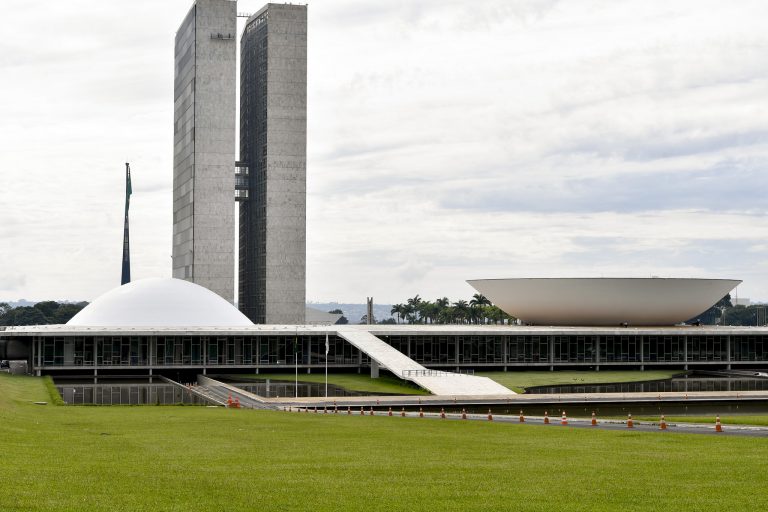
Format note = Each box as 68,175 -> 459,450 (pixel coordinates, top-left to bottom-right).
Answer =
488,409 -> 493,421
401,407 -> 406,417
715,415 -> 723,432
544,411 -> 550,424
388,407 -> 393,417
659,415 -> 667,430
440,408 -> 446,419
561,411 -> 568,426
347,406 -> 351,415
519,410 -> 525,423
627,413 -> 633,428
360,407 -> 365,416
461,409 -> 467,420
369,407 -> 374,416
419,407 -> 424,418
591,411 -> 597,426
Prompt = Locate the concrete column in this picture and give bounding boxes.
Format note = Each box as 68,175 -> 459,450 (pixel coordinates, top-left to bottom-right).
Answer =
726,335 -> 731,370
595,336 -> 600,372
684,335 -> 688,371
503,336 -> 508,372
549,336 -> 554,372
455,336 -> 460,370
640,335 -> 644,371
370,360 -> 379,378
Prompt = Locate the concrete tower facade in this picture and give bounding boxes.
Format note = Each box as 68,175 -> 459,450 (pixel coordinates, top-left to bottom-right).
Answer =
172,0 -> 237,303
239,4 -> 307,324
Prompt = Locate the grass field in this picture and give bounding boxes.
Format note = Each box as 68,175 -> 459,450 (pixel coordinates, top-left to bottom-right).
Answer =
478,370 -> 682,393
630,415 -> 768,426
226,372 -> 428,395
2,373 -> 768,511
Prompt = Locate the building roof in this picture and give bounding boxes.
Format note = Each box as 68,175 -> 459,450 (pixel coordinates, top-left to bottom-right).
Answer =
66,278 -> 253,327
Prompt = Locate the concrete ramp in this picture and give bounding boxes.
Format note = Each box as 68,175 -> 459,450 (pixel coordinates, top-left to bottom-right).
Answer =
336,329 -> 514,396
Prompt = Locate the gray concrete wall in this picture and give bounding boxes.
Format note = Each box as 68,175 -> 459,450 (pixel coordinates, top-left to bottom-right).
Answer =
265,4 -> 307,324
172,0 -> 236,303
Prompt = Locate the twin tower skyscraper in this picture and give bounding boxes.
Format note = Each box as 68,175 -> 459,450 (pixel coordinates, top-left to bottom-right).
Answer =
172,1 -> 307,324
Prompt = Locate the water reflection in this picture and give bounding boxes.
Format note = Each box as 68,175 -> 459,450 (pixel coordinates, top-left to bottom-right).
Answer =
56,382 -> 207,405
230,380 -> 387,398
527,376 -> 768,395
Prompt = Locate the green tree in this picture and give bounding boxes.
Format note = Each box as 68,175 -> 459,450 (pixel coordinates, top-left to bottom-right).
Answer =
3,306 -> 48,326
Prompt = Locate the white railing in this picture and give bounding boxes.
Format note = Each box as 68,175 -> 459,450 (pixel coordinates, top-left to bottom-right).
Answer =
402,369 -> 474,378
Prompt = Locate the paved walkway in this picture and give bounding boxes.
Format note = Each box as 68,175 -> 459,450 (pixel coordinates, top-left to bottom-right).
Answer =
269,389 -> 768,407
336,328 -> 514,396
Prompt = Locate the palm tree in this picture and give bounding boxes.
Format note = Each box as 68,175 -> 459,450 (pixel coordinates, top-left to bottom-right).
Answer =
453,300 -> 469,324
407,295 -> 422,323
390,304 -> 405,324
469,294 -> 492,324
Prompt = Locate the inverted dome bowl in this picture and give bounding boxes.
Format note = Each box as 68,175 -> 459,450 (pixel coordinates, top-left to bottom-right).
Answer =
68,278 -> 253,327
467,278 -> 740,326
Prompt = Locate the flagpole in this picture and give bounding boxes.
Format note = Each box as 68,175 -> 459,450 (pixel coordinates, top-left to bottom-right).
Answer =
325,329 -> 329,398
294,330 -> 298,398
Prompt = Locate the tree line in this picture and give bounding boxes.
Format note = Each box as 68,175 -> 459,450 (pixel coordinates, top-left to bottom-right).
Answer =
0,301 -> 87,326
387,294 -> 515,325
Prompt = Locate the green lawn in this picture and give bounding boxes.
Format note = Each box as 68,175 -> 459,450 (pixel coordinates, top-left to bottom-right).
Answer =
478,370 -> 682,393
630,415 -> 768,426
2,373 -> 768,511
227,371 -> 429,395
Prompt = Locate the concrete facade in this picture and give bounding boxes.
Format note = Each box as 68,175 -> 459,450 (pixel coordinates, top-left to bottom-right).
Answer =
239,4 -> 307,324
172,0 -> 237,303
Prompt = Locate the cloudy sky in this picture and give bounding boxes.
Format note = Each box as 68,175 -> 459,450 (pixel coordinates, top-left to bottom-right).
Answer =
0,0 -> 766,304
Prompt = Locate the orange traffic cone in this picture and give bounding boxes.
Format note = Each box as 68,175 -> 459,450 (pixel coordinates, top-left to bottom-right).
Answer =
519,410 -> 525,423
347,406 -> 351,415
369,407 -> 374,416
591,411 -> 597,426
715,415 -> 723,432
488,409 -> 493,421
461,409 -> 467,420
360,407 -> 364,416
388,407 -> 393,417
627,413 -> 633,428
440,408 -> 446,419
561,411 -> 568,426
234,397 -> 240,409
227,394 -> 233,407
419,407 -> 424,418
544,411 -> 550,424
659,415 -> 667,430
401,407 -> 406,417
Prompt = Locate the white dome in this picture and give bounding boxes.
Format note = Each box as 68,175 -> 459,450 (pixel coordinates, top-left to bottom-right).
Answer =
67,278 -> 253,327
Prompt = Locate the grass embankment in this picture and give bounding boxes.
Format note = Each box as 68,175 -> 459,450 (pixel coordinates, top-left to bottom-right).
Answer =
230,372 -> 428,395
2,373 -> 768,511
478,370 -> 682,393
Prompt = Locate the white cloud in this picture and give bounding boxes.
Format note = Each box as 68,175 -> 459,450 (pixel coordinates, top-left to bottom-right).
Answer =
0,0 -> 766,305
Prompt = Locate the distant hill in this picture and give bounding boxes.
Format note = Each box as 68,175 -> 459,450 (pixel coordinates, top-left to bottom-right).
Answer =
307,303 -> 394,324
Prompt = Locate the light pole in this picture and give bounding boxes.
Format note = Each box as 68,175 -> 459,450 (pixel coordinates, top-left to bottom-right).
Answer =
325,329 -> 329,398
294,329 -> 298,398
